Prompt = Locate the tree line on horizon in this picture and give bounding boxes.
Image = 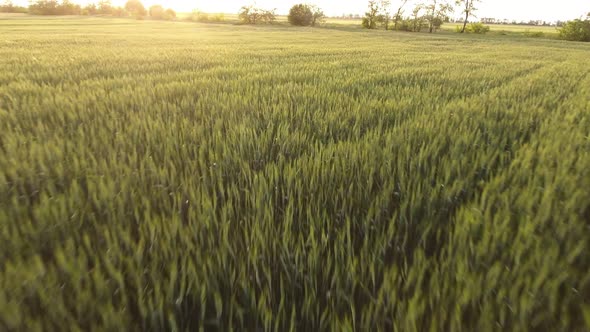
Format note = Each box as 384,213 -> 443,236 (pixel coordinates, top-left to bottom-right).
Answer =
0,0 -> 175,19
358,0 -> 589,40
234,4 -> 325,27
1,0 -> 588,41
359,0 -> 488,33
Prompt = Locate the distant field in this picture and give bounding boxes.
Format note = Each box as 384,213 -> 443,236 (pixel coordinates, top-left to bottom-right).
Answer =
482,23 -> 559,33
1,16 -> 589,331
442,22 -> 560,37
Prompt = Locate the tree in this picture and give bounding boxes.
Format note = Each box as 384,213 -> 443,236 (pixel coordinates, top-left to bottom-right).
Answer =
124,0 -> 146,17
28,0 -> 80,15
287,4 -> 324,27
409,3 -> 426,32
379,0 -> 391,30
392,0 -> 409,30
463,22 -> 489,33
455,0 -> 481,33
425,0 -> 453,33
28,0 -> 59,15
559,17 -> 590,42
238,6 -> 254,23
238,5 -> 276,25
260,9 -> 276,24
363,0 -> 393,29
164,8 -> 175,20
362,0 -> 381,29
110,6 -> 126,16
82,3 -> 97,15
96,0 -> 112,14
0,0 -> 27,13
288,4 -> 313,26
309,4 -> 325,26
59,0 -> 80,15
149,4 -> 164,19
189,10 -> 209,22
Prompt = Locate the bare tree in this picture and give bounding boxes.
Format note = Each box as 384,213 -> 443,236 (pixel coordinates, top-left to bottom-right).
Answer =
425,0 -> 453,33
309,4 -> 326,27
410,3 -> 426,32
239,5 -> 276,24
362,0 -> 392,29
362,0 -> 381,29
380,0 -> 392,30
455,0 -> 481,33
393,0 -> 409,30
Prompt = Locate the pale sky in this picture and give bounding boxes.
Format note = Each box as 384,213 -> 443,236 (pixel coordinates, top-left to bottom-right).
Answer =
14,0 -> 590,22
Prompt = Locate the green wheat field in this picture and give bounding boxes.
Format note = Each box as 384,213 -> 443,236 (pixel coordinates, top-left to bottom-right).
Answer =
1,15 -> 589,331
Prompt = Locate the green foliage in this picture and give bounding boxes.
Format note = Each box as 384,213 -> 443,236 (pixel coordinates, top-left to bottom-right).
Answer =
238,5 -> 276,25
149,4 -> 164,19
288,3 -> 324,27
288,4 -> 313,26
362,0 -> 381,29
424,0 -> 453,33
0,16 -> 589,331
362,16 -> 374,29
109,5 -> 126,17
393,18 -> 412,31
392,4 -> 429,32
96,0 -> 114,15
523,29 -> 545,38
188,10 -> 210,22
392,18 -> 426,32
392,0 -> 410,30
36,0 -> 124,17
310,5 -> 326,27
190,12 -> 224,23
0,0 -> 27,13
124,0 -> 146,17
150,6 -> 175,21
28,0 -> 81,15
460,22 -> 490,34
163,8 -> 175,20
82,3 -> 97,15
559,19 -> 590,42
455,0 -> 481,32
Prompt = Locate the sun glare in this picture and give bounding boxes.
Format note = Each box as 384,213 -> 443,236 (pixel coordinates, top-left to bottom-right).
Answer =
10,0 -> 590,20
105,0 -> 248,13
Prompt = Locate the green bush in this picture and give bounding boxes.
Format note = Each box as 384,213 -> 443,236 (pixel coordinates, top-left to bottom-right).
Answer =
148,4 -> 164,19
110,6 -> 126,17
28,0 -> 81,15
0,1 -> 28,13
188,10 -> 208,22
124,0 -> 146,17
163,8 -> 175,20
431,17 -> 444,31
96,0 -> 113,15
523,29 -> 545,38
409,17 -> 428,32
393,19 -> 413,31
559,19 -> 590,42
82,3 -> 97,15
461,22 -> 490,34
288,4 -> 313,26
238,5 -> 276,25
